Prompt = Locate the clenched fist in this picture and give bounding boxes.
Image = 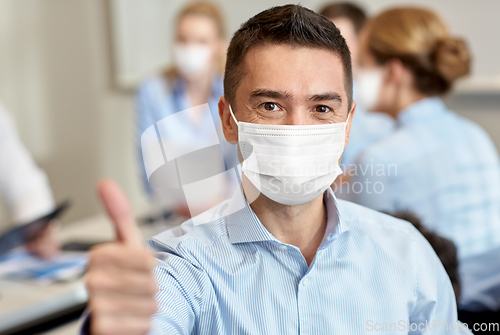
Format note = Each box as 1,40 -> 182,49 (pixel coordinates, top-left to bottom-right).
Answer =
86,180 -> 158,335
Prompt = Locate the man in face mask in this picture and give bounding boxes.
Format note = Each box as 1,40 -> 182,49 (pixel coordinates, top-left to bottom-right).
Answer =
84,5 -> 463,335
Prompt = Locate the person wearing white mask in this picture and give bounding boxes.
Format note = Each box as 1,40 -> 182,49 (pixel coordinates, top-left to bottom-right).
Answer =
83,6 -> 463,335
136,1 -> 236,217
319,3 -> 394,172
350,7 -> 500,312
0,100 -> 58,258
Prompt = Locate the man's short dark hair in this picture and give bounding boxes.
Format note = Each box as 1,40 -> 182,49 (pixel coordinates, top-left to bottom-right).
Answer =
224,4 -> 352,111
389,211 -> 461,302
319,2 -> 367,34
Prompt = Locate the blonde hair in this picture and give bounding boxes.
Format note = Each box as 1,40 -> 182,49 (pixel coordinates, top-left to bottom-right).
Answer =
165,1 -> 226,81
365,7 -> 470,95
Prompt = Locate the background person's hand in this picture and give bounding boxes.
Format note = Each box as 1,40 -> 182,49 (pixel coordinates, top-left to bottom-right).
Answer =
86,179 -> 158,335
25,222 -> 60,259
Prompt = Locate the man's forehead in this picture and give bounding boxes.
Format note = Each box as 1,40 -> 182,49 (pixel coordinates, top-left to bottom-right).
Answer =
239,44 -> 346,98
244,43 -> 343,64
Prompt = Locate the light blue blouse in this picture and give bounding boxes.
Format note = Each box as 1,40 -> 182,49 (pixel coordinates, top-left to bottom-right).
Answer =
136,75 -> 238,194
349,97 -> 500,260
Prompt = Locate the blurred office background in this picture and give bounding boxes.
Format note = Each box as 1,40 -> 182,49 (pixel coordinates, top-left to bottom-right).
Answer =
0,0 -> 499,227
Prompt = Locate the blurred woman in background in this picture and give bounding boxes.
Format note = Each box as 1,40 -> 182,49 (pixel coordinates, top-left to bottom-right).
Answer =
349,7 -> 500,311
136,1 -> 236,217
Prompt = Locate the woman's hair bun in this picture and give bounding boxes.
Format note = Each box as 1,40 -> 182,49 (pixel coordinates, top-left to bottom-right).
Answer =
433,37 -> 471,82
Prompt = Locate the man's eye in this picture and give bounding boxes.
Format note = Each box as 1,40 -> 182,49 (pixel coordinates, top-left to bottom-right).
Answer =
314,105 -> 332,113
261,102 -> 279,111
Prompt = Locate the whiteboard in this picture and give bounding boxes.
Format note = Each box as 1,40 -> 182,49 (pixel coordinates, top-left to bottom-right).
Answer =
110,0 -> 500,93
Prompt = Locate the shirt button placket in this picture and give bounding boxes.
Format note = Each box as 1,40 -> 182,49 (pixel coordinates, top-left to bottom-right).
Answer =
298,276 -> 312,335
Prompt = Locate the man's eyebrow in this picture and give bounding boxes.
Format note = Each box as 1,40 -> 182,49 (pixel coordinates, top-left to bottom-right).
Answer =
308,92 -> 343,103
249,89 -> 292,100
249,89 -> 343,104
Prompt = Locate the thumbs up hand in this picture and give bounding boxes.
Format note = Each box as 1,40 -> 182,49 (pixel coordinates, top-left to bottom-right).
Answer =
86,180 -> 158,335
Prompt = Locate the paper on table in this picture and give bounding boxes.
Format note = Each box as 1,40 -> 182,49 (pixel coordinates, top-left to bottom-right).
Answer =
0,248 -> 87,285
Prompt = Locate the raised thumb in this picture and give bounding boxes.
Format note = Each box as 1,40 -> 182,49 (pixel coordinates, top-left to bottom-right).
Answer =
97,179 -> 142,246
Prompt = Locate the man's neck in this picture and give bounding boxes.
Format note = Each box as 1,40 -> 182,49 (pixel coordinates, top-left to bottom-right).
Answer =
247,186 -> 328,266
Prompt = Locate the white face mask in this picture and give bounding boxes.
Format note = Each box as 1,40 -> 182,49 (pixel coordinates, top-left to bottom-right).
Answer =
174,44 -> 212,78
229,105 -> 349,206
356,69 -> 383,111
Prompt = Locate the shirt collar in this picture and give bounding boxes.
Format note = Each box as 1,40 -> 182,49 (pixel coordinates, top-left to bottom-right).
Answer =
226,188 -> 349,248
225,188 -> 277,244
318,188 -> 347,249
397,97 -> 447,127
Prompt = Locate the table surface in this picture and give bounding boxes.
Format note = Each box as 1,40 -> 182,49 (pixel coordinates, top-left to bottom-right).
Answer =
41,320 -> 82,335
0,210 -> 183,334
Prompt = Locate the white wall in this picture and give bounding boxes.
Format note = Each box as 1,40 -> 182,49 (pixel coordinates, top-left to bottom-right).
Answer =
0,0 -> 148,227
112,0 -> 500,90
0,0 -> 499,228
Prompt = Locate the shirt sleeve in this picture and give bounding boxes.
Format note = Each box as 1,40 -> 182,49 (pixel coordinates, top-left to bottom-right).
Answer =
79,310 -> 91,335
0,102 -> 54,224
409,229 -> 464,334
147,239 -> 214,335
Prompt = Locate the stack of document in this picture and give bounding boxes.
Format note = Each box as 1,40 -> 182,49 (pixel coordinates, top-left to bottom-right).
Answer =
0,248 -> 87,285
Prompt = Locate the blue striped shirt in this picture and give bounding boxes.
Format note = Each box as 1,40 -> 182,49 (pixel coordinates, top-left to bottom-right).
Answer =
348,97 -> 500,260
145,188 -> 463,334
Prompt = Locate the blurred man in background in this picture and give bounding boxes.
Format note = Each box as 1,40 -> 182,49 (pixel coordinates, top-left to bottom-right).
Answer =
319,2 -> 394,171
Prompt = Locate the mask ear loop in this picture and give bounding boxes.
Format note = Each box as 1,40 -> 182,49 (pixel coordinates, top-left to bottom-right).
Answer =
228,105 -> 239,127
344,111 -> 351,131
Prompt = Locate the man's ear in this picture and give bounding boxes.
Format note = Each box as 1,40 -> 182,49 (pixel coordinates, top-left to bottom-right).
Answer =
344,101 -> 356,148
218,96 -> 238,144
